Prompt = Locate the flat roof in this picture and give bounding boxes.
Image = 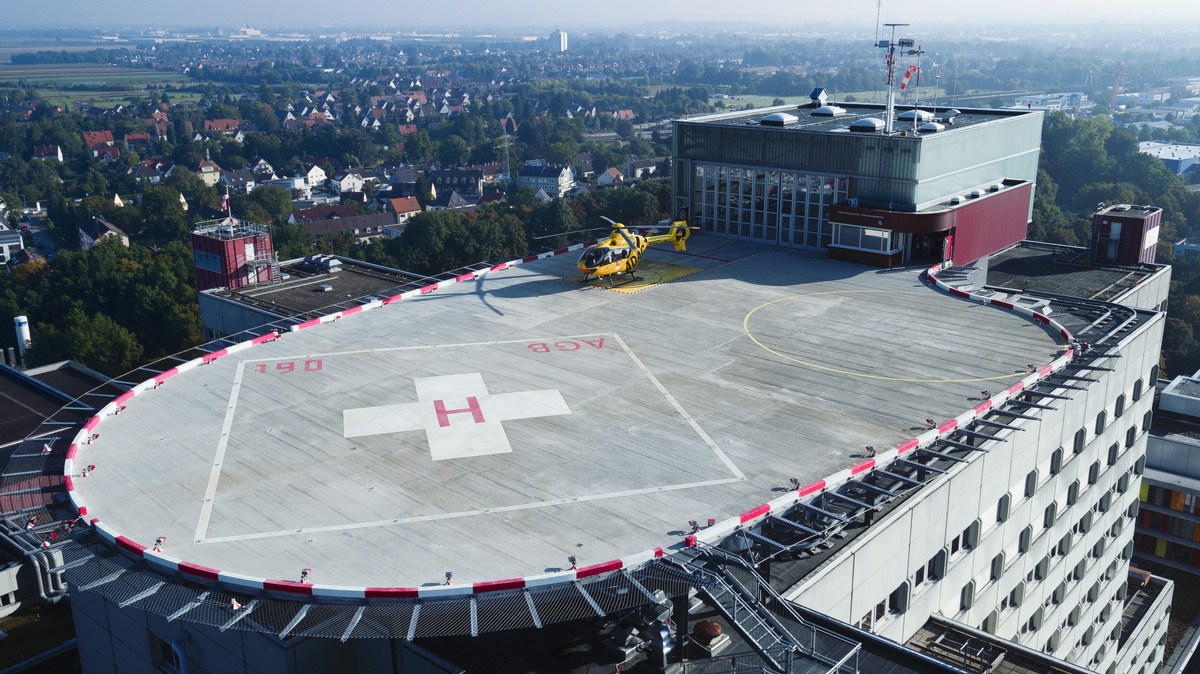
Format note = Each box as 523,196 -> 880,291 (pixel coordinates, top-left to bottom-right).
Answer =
75,237 -> 1058,589
679,103 -> 1036,136
986,242 -> 1160,302
1140,141 -> 1200,160
209,258 -> 435,318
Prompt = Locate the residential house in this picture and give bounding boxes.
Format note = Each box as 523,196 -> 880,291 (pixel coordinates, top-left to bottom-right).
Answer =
128,157 -> 173,185
330,170 -> 365,194
93,145 -> 120,163
78,216 -> 129,251
574,153 -> 595,180
517,163 -> 575,198
123,133 -> 153,152
262,177 -> 310,200
466,163 -> 507,185
428,168 -> 483,197
248,157 -> 275,177
598,168 -> 625,185
33,145 -> 63,163
397,123 -> 418,137
221,169 -> 257,194
204,119 -> 240,135
388,167 -> 426,198
295,212 -> 397,242
626,159 -> 658,179
6,248 -> 46,272
289,204 -> 358,225
387,197 -> 421,224
303,164 -> 328,189
148,111 -> 170,139
82,130 -> 115,148
426,190 -> 476,212
195,158 -> 223,187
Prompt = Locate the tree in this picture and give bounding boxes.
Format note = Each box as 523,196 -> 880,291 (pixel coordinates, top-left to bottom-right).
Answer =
139,185 -> 189,244
437,135 -> 470,167
404,129 -> 434,162
34,308 -> 143,376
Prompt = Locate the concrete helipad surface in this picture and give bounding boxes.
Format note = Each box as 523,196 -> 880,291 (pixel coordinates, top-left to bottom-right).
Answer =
73,237 -> 1060,589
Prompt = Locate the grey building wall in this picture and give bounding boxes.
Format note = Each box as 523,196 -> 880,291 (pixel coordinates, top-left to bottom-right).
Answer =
786,310 -> 1168,673
671,107 -> 1042,217
71,587 -> 462,674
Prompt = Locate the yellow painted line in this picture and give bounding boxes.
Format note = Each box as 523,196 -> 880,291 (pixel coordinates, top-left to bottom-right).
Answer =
744,289 -> 1053,384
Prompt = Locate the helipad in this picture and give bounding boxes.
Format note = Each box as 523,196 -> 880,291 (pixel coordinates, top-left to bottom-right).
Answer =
70,238 -> 1059,590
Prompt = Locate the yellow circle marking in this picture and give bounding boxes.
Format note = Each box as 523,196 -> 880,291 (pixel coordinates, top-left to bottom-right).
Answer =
743,289 -> 1051,383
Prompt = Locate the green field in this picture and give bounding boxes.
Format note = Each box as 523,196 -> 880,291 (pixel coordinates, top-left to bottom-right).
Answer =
0,61 -> 193,106
0,62 -> 183,85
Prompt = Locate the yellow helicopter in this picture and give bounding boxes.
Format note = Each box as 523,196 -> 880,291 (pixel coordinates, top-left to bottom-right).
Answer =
559,208 -> 694,287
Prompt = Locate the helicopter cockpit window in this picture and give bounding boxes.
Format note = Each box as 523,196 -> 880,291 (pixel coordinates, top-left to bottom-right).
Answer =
582,248 -> 613,267
611,248 -> 631,260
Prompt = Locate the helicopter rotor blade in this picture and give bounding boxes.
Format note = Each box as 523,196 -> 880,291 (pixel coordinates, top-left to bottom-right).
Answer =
616,227 -> 637,248
531,226 -> 613,240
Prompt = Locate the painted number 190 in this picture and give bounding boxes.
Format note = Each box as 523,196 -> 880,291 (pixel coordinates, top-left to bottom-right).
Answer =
254,359 -> 323,374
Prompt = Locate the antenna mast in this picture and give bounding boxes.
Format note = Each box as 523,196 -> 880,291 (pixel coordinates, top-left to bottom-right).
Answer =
877,24 -> 922,135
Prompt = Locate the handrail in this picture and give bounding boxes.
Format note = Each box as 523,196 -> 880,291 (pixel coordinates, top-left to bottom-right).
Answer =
693,541 -> 861,671
823,642 -> 861,674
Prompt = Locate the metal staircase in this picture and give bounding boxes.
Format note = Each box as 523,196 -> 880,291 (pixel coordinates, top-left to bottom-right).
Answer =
669,547 -> 861,674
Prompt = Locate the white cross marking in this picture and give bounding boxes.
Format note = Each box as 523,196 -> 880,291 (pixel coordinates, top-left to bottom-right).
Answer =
342,373 -> 570,460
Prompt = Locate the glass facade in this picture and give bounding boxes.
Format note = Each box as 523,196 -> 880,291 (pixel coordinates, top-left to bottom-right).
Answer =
690,163 -> 848,249
1136,483 -> 1200,569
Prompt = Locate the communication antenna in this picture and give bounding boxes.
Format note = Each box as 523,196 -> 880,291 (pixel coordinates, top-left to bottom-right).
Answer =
874,0 -> 883,47
876,24 -> 923,135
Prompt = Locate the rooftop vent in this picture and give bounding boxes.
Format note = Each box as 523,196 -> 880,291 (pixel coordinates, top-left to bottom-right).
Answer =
849,117 -> 885,133
897,109 -> 935,123
761,112 -> 799,127
811,105 -> 847,117
919,121 -> 945,133
810,88 -> 829,107
1114,204 -> 1132,212
950,196 -> 962,205
317,283 -> 333,292
988,184 -> 1001,192
940,109 -> 962,123
968,190 -> 983,199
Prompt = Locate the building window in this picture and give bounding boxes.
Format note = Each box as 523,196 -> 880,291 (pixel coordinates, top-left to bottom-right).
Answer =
1096,411 -> 1107,435
961,581 -> 975,611
990,553 -> 1005,581
1107,443 -> 1119,466
1067,481 -> 1080,506
1019,525 -> 1033,553
1115,394 -> 1126,419
1143,410 -> 1153,434
1025,470 -> 1038,498
832,223 -> 898,253
1044,503 -> 1058,529
1133,380 -> 1143,402
1150,365 -> 1159,384
1051,448 -> 1064,474
1126,426 -> 1138,449
997,494 -> 1011,523
1089,461 -> 1101,485
1074,429 -> 1087,454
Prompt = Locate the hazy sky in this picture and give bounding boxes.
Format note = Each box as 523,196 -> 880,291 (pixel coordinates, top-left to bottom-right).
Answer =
6,0 -> 1199,30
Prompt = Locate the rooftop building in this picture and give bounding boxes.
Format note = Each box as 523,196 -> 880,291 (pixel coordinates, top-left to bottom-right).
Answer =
671,99 -> 1042,268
